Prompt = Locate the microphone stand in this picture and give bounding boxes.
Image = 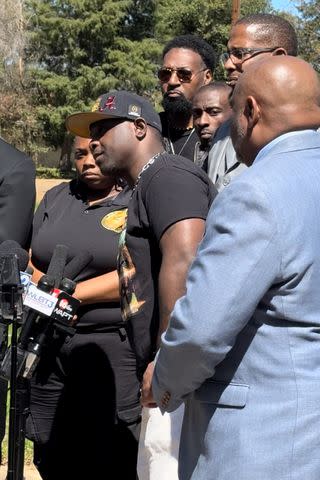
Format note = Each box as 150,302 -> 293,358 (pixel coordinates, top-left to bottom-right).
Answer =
0,255 -> 26,480
7,295 -> 25,480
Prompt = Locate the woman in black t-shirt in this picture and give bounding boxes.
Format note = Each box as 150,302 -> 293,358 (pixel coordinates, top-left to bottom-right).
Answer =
26,137 -> 140,480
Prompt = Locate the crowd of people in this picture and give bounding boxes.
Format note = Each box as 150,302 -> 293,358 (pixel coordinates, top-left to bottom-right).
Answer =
0,10 -> 319,480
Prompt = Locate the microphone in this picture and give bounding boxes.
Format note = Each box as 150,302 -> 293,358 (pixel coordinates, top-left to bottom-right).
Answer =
46,244 -> 69,287
0,240 -> 29,272
21,277 -> 80,379
50,278 -> 79,331
19,275 -> 55,349
0,240 -> 30,379
63,250 -> 93,280
19,246 -> 81,379
0,240 -> 29,322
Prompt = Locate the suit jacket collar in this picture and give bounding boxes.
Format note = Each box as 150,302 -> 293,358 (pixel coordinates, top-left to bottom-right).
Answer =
254,130 -> 320,165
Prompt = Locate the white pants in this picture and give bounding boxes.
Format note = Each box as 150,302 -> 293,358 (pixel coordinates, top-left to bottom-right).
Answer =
137,405 -> 184,480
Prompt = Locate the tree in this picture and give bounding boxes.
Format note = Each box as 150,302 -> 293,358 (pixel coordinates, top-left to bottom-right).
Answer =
1,0 -> 300,168
297,0 -> 319,72
23,0 -> 164,169
155,0 -> 272,55
0,0 -> 47,159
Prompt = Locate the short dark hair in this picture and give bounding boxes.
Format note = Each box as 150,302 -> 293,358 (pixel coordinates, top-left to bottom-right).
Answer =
236,14 -> 298,56
196,81 -> 232,96
162,34 -> 216,72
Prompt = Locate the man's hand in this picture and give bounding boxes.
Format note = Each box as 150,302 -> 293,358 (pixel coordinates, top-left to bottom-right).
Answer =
141,361 -> 158,408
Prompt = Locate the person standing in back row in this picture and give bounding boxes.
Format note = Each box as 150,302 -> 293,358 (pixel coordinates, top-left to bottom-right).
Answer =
207,13 -> 298,190
192,82 -> 232,170
158,35 -> 216,162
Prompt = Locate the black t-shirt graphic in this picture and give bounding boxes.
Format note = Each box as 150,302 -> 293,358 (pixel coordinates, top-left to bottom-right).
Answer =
118,153 -> 216,372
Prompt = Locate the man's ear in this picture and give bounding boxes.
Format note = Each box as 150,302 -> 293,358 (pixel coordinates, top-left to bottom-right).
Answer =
203,69 -> 213,85
272,47 -> 287,56
133,117 -> 147,139
244,96 -> 260,130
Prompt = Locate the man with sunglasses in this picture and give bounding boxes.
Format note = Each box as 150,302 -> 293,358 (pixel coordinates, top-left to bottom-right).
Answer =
158,35 -> 216,162
207,13 -> 298,189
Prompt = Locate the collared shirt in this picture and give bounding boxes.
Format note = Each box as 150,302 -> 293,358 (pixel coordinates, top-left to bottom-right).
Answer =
32,180 -> 131,330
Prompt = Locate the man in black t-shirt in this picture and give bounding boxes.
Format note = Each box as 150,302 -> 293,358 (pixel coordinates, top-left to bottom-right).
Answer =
66,90 -> 216,479
158,35 -> 216,161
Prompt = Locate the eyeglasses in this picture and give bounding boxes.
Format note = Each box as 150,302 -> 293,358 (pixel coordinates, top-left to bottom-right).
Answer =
157,67 -> 207,83
220,47 -> 279,65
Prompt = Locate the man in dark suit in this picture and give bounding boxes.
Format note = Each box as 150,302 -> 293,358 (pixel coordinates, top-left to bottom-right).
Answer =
0,137 -> 35,460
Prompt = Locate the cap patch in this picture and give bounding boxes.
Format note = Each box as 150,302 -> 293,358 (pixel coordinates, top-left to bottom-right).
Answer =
100,96 -> 116,111
128,104 -> 141,117
91,97 -> 101,112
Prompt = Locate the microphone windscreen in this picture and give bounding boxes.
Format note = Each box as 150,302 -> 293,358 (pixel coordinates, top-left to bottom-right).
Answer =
63,250 -> 93,280
0,240 -> 29,271
46,244 -> 69,287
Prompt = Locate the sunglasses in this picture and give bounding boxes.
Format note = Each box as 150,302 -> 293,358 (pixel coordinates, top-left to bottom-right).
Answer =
157,67 -> 207,83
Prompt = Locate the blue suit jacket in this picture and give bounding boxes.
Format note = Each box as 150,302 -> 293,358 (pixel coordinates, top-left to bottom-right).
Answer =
153,130 -> 320,480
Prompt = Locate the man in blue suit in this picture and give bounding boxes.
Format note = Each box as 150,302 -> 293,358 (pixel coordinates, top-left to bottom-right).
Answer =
152,56 -> 320,479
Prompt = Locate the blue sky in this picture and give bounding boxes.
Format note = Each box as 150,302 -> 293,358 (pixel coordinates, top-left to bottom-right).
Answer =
271,0 -> 299,14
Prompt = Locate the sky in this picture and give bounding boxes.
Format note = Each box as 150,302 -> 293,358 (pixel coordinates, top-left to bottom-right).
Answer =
271,0 -> 299,14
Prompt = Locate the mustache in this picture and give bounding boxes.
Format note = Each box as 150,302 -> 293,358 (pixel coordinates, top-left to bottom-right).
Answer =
163,90 -> 183,99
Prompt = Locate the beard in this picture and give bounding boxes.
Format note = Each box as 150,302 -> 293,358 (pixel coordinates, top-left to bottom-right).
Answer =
162,93 -> 193,128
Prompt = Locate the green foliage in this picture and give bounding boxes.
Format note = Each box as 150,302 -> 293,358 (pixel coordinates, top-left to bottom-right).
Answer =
23,0 -> 273,156
0,67 -> 48,160
297,0 -> 320,72
23,0 -> 166,157
0,0 -> 317,167
36,167 -> 74,178
155,0 -> 272,51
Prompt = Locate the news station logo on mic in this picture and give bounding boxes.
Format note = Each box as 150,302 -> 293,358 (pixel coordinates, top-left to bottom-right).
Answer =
59,298 -> 69,310
23,284 -> 58,316
51,290 -> 80,326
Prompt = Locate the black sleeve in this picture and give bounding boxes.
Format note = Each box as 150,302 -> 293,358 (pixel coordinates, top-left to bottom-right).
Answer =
32,182 -> 69,241
144,167 -> 211,242
32,194 -> 47,242
0,155 -> 35,249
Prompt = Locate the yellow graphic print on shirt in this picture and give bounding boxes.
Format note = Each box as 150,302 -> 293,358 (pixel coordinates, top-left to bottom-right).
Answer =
101,209 -> 128,233
118,228 -> 145,321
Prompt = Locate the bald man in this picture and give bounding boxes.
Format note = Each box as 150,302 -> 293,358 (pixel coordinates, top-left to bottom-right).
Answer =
152,56 -> 320,480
